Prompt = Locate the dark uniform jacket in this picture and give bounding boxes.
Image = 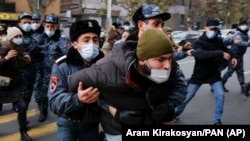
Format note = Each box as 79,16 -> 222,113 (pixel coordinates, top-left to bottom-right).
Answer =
191,32 -> 233,84
68,40 -> 187,134
48,47 -> 104,124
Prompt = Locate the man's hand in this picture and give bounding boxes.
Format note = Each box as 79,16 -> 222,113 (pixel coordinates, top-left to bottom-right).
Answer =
77,82 -> 100,104
234,39 -> 241,44
187,49 -> 194,56
184,42 -> 192,50
24,54 -> 31,63
231,58 -> 238,68
223,52 -> 231,60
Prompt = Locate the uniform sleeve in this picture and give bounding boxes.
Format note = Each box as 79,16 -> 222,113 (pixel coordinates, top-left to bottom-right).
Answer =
48,63 -> 82,116
59,37 -> 71,54
168,66 -> 187,108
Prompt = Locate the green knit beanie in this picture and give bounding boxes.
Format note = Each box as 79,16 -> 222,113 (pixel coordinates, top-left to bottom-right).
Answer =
136,29 -> 173,60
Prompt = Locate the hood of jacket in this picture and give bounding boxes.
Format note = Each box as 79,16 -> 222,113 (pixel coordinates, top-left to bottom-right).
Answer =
110,40 -> 137,76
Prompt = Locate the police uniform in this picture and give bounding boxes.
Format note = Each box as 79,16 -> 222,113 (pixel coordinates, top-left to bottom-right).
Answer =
38,15 -> 70,122
17,13 -> 39,111
48,19 -> 104,141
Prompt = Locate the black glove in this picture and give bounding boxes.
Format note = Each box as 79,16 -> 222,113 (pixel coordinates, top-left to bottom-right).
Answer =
151,103 -> 175,122
114,109 -> 143,124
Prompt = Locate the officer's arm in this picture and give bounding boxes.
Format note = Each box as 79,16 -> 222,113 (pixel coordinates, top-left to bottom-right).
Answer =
48,64 -> 82,115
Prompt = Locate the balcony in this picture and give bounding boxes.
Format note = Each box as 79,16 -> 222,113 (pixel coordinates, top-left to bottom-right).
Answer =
0,2 -> 15,12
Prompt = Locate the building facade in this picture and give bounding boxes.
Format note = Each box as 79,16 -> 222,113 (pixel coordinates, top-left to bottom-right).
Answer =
0,0 -> 60,26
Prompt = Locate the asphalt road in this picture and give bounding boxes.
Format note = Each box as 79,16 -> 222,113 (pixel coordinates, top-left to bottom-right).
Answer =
0,48 -> 250,141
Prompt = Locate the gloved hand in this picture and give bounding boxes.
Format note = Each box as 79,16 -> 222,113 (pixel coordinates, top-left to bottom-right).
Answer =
151,103 -> 175,122
114,109 -> 143,124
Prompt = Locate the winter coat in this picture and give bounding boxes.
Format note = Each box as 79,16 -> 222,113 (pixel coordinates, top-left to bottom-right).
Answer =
0,41 -> 29,103
48,47 -> 104,125
224,29 -> 250,57
190,32 -> 232,84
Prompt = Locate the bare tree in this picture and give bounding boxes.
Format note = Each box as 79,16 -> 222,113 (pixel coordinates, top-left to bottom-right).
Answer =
27,0 -> 55,15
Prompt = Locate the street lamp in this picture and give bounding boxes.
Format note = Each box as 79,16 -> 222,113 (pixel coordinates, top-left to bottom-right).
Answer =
224,12 -> 230,29
106,0 -> 112,30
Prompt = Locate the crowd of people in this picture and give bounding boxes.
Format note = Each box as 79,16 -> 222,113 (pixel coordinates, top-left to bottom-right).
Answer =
0,3 -> 249,141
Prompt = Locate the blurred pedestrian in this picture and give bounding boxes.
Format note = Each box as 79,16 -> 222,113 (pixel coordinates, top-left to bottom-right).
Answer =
162,26 -> 193,60
175,19 -> 237,125
0,27 -> 32,141
101,25 -> 120,55
222,20 -> 250,94
114,30 -> 130,46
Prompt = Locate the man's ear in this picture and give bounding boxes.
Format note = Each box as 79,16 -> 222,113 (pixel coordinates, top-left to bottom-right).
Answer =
137,20 -> 144,30
72,41 -> 78,49
138,60 -> 145,65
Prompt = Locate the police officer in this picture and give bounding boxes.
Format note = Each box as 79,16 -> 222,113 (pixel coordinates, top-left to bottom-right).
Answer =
48,19 -> 104,141
16,12 -> 38,113
30,13 -> 47,122
39,14 -> 70,122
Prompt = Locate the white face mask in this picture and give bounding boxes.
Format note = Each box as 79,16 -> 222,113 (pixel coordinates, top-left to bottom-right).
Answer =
31,23 -> 41,31
147,68 -> 171,84
12,38 -> 23,45
123,25 -> 130,31
79,43 -> 99,62
239,25 -> 248,31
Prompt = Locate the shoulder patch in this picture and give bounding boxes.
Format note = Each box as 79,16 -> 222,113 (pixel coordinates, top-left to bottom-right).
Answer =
49,76 -> 60,94
55,55 -> 67,65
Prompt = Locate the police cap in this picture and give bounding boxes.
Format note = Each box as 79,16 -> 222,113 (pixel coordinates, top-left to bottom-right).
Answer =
32,13 -> 41,20
44,15 -> 58,24
18,12 -> 32,21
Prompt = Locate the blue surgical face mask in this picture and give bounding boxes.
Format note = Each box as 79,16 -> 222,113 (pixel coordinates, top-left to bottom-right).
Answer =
12,38 -> 23,45
21,23 -> 31,32
239,25 -> 248,31
79,44 -> 99,62
206,30 -> 216,39
45,30 -> 55,37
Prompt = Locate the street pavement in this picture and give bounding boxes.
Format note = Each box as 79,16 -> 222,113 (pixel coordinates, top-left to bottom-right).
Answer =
0,48 -> 250,141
